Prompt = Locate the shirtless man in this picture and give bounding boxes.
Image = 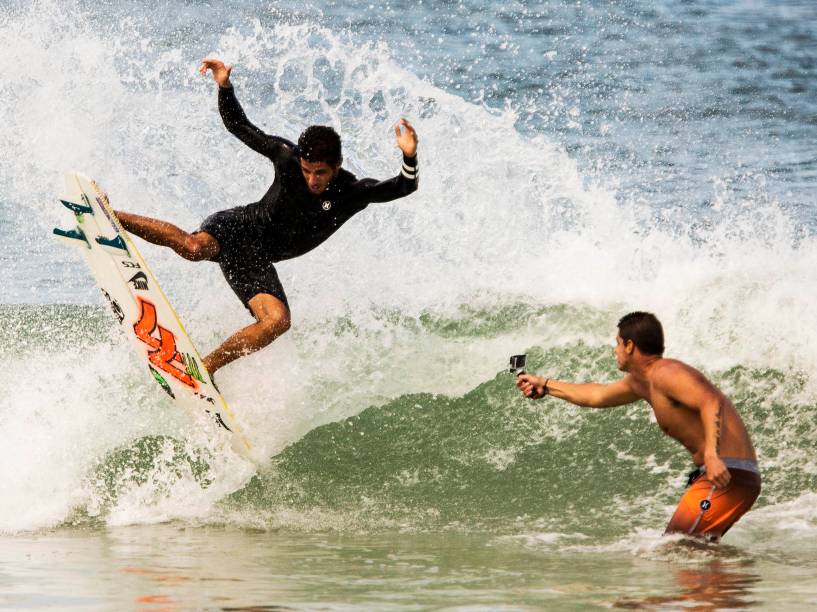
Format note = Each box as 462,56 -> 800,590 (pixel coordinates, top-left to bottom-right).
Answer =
516,311 -> 760,541
115,58 -> 419,378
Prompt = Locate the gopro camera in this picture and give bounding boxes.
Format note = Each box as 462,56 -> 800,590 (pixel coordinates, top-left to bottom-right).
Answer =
509,354 -> 526,376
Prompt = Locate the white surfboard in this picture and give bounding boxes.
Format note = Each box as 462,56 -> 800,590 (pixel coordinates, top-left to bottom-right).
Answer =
53,172 -> 258,464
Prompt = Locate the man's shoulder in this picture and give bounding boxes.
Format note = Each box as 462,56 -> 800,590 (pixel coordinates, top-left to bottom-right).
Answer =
331,169 -> 367,198
659,358 -> 705,375
271,136 -> 297,156
336,168 -> 359,184
649,358 -> 711,393
272,141 -> 300,171
649,358 -> 685,381
276,136 -> 297,149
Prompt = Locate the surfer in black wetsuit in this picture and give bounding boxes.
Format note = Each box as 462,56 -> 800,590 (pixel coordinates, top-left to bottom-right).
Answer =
117,58 -> 419,377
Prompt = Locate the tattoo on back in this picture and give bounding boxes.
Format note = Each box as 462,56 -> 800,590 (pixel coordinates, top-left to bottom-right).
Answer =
715,403 -> 723,454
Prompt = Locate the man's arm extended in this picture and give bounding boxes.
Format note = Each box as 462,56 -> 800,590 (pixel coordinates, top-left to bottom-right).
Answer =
353,119 -> 419,203
200,58 -> 291,161
516,374 -> 640,408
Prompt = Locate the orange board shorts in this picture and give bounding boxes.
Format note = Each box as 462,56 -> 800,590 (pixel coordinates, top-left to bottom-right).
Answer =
665,459 -> 761,541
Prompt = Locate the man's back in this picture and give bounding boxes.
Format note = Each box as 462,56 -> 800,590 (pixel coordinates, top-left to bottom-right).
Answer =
627,358 -> 757,465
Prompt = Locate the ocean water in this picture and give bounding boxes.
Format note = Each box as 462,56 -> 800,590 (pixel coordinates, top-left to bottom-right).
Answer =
1,0 -> 816,609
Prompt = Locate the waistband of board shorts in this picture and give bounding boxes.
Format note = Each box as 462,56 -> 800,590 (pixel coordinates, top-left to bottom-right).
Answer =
694,457 -> 760,475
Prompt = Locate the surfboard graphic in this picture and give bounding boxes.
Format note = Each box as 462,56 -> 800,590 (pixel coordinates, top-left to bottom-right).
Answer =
53,172 -> 258,464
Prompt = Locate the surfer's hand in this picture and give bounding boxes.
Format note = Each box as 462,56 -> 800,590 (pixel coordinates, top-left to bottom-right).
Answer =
199,58 -> 233,88
704,454 -> 731,488
394,119 -> 418,157
516,373 -> 547,400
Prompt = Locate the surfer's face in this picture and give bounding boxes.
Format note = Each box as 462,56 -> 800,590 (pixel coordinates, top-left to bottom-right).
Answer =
300,159 -> 340,195
614,335 -> 633,371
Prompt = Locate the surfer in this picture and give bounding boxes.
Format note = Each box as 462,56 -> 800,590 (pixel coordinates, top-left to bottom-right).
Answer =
116,58 -> 419,377
515,312 -> 760,541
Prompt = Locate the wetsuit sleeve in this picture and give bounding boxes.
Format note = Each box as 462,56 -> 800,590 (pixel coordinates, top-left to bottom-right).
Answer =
218,86 -> 293,162
352,155 -> 419,204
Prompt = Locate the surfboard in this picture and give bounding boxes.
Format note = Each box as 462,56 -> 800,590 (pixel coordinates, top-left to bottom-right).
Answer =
53,172 -> 258,464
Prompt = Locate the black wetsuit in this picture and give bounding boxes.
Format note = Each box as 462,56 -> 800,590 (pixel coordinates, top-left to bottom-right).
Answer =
199,85 -> 419,309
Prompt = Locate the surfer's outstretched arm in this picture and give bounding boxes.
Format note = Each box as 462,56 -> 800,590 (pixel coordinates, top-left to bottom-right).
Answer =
516,373 -> 639,407
200,57 -> 292,162
351,119 -> 420,203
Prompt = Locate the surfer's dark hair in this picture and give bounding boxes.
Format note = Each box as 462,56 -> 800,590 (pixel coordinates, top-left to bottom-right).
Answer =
618,311 -> 665,356
298,125 -> 342,165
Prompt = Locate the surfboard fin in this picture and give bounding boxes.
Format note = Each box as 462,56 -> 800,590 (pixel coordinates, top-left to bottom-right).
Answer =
53,226 -> 91,249
95,234 -> 130,256
60,199 -> 94,215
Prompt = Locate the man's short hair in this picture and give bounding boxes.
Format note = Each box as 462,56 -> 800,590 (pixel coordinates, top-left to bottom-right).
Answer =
298,125 -> 342,165
618,311 -> 665,356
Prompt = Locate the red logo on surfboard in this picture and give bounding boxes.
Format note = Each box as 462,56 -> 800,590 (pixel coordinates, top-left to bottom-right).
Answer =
133,297 -> 199,390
